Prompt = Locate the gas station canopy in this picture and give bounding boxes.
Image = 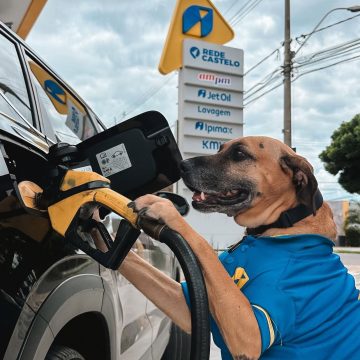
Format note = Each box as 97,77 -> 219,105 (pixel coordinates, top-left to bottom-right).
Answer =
0,0 -> 46,39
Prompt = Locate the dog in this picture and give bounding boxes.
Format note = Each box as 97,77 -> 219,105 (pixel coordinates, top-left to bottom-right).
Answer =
121,136 -> 360,360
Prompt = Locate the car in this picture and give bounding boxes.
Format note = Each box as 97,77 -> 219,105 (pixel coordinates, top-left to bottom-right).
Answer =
0,20 -> 190,360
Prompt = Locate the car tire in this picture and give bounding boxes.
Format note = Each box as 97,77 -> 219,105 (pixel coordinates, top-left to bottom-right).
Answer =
45,345 -> 85,360
161,323 -> 191,360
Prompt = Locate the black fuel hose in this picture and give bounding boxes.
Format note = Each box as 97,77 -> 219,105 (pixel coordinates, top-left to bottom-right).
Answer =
138,219 -> 210,360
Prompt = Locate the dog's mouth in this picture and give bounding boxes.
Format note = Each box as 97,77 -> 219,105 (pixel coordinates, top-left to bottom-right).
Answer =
182,171 -> 255,216
192,188 -> 250,205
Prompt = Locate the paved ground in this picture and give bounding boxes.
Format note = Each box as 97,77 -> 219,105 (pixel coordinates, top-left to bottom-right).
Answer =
209,252 -> 360,360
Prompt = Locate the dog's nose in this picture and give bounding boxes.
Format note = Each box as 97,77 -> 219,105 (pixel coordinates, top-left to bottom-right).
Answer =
180,159 -> 191,174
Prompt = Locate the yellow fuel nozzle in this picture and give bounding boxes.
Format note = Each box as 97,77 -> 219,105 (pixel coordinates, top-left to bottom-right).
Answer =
46,170 -> 138,237
16,169 -> 142,270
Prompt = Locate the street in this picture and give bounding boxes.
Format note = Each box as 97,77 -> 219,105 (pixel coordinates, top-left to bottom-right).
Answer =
210,251 -> 360,360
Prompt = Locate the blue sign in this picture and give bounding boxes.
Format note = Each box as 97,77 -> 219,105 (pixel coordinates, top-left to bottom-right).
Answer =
183,5 -> 213,37
44,79 -> 66,105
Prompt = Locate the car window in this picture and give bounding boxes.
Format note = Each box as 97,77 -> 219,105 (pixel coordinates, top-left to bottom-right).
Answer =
0,33 -> 33,124
26,56 -> 97,144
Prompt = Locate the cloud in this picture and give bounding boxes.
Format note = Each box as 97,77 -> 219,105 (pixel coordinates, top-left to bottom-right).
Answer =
27,0 -> 360,202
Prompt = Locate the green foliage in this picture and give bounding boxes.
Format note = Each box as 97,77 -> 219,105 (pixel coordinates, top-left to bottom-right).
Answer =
344,203 -> 360,247
319,114 -> 360,194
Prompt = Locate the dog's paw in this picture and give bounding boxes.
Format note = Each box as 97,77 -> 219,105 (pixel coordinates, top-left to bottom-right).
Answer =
130,194 -> 182,227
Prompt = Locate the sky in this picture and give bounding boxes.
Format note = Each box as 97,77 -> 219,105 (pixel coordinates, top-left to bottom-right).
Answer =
27,0 -> 360,203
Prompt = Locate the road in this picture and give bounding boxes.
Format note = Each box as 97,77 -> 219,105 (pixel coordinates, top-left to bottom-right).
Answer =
209,252 -> 360,360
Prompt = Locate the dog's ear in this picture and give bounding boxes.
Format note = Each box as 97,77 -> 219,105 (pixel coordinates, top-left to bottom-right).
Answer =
280,154 -> 318,214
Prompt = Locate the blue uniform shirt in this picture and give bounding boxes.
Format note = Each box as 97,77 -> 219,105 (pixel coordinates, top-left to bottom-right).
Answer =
181,234 -> 360,359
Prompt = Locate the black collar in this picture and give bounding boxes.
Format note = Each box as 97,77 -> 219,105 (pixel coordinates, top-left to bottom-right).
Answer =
246,190 -> 323,236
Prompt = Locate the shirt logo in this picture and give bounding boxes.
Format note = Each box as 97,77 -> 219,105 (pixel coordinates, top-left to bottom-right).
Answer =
232,267 -> 249,289
182,5 -> 213,37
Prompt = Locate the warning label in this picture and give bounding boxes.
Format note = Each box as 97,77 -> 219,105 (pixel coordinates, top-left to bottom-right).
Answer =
96,143 -> 132,177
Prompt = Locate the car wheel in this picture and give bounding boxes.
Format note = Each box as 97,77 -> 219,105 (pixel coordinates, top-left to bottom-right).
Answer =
45,345 -> 85,360
161,323 -> 191,360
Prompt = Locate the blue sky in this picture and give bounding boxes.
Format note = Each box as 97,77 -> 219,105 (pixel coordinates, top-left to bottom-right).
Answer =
27,0 -> 360,202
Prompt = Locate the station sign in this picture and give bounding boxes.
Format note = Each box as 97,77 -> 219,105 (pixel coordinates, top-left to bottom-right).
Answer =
183,102 -> 243,123
180,67 -> 244,92
183,39 -> 244,75
182,85 -> 243,107
183,119 -> 243,139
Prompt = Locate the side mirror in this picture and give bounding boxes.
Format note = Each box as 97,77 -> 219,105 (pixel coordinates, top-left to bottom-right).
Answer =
155,191 -> 189,216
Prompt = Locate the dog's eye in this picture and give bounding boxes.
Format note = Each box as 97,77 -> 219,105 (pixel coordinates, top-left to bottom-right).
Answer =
232,148 -> 247,161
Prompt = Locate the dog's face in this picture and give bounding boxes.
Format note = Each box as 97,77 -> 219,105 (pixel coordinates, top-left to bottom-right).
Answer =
180,136 -> 318,227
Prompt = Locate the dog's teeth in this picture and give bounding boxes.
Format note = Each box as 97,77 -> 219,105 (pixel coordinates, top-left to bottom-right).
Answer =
200,192 -> 205,200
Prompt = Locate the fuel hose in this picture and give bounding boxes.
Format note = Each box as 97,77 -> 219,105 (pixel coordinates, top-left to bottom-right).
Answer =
138,218 -> 210,360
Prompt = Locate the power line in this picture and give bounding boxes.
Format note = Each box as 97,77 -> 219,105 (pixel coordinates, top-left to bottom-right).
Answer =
230,0 -> 265,27
244,81 -> 283,106
294,38 -> 360,66
228,0 -> 254,23
292,53 -> 360,83
244,52 -> 360,106
119,73 -> 176,120
295,13 -> 360,46
223,0 -> 240,16
244,47 -> 282,76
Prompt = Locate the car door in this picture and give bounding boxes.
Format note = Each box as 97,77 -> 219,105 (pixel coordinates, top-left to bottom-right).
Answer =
106,217 -> 152,360
145,234 -> 176,358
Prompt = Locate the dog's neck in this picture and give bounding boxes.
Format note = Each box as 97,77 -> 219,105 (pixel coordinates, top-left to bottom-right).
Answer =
246,190 -> 323,236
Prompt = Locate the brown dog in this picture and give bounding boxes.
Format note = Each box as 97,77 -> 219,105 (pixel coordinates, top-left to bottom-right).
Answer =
180,136 -> 336,239
119,136 -> 359,360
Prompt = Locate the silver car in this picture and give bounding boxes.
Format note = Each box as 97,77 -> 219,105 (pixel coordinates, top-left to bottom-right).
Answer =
0,20 -> 190,360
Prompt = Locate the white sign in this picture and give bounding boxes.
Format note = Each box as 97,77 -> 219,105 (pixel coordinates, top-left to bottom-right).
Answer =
183,85 -> 243,107
96,143 -> 132,177
183,119 -> 243,139
66,98 -> 84,138
183,102 -> 243,124
180,67 -> 244,92
183,39 -> 244,75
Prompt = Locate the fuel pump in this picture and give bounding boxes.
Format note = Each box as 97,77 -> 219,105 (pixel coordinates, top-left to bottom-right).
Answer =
15,111 -> 210,360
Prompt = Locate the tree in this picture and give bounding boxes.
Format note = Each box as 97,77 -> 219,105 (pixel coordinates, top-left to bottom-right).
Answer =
344,202 -> 360,247
319,114 -> 360,194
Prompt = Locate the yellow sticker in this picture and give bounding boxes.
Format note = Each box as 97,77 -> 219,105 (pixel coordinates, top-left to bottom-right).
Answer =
231,267 -> 249,289
159,0 -> 234,74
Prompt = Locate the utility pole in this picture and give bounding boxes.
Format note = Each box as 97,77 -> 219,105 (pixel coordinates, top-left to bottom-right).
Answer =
283,0 -> 292,147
